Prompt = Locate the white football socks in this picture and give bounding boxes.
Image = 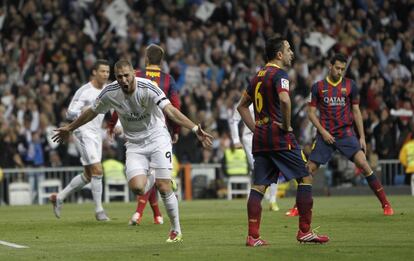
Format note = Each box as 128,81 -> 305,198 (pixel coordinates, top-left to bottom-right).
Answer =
269,182 -> 278,203
161,191 -> 181,234
58,173 -> 88,201
91,175 -> 104,213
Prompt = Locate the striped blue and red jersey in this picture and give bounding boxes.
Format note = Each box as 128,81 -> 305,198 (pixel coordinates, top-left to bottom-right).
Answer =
308,77 -> 359,138
136,66 -> 181,134
246,63 -> 299,153
108,66 -> 181,134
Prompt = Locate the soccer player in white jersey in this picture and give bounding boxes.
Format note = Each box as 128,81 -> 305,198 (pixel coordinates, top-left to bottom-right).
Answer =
53,60 -> 213,243
50,59 -> 110,221
229,104 -> 280,211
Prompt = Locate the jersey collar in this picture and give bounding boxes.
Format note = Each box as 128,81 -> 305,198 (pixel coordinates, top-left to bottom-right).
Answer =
265,63 -> 281,68
146,65 -> 161,70
326,76 -> 342,86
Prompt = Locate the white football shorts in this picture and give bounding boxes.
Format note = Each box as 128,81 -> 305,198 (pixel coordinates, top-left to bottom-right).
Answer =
125,133 -> 172,181
73,131 -> 102,166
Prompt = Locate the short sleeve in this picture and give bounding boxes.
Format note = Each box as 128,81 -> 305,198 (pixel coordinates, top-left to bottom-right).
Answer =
145,81 -> 171,110
66,89 -> 85,120
92,92 -> 111,114
350,80 -> 359,105
275,71 -> 290,94
246,77 -> 255,98
308,83 -> 319,107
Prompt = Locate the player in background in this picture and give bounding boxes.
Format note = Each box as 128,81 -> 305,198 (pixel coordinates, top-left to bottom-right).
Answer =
228,104 -> 280,211
108,44 -> 181,226
50,59 -> 110,221
237,36 -> 329,247
53,59 -> 213,243
286,53 -> 394,216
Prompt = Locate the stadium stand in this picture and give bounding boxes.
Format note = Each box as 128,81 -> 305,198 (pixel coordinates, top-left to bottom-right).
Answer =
0,1 -> 413,201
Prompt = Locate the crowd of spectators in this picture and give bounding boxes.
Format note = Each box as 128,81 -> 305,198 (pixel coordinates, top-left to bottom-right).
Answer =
0,0 -> 413,186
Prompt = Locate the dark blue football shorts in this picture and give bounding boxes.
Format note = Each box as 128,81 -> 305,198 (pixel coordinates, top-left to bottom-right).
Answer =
309,135 -> 361,165
252,149 -> 309,186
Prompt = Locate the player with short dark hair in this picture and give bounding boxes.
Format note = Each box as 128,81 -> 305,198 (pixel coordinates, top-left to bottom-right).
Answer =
50,59 -> 110,221
306,53 -> 393,215
53,59 -> 213,243
108,44 -> 181,226
237,36 -> 329,247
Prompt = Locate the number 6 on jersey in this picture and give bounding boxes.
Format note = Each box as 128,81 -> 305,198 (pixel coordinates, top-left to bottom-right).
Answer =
254,81 -> 263,113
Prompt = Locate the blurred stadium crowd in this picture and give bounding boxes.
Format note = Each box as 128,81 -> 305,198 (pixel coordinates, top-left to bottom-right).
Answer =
0,0 -> 413,178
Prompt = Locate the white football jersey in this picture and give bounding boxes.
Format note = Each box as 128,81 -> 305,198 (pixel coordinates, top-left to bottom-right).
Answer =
92,77 -> 171,142
229,104 -> 254,144
67,82 -> 106,135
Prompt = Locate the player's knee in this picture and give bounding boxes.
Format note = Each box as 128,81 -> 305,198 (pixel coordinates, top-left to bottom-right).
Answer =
84,165 -> 102,181
251,184 -> 266,194
131,187 -> 145,195
306,162 -> 319,175
82,173 -> 92,182
353,156 -> 372,176
158,190 -> 172,198
297,175 -> 313,185
92,168 -> 103,177
156,179 -> 171,193
129,182 -> 146,195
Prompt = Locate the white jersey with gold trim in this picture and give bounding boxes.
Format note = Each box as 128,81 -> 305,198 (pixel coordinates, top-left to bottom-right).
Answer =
67,82 -> 106,134
92,77 -> 171,143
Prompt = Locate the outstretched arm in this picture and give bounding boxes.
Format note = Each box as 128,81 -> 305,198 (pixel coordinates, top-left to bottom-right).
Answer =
163,104 -> 213,148
52,108 -> 98,143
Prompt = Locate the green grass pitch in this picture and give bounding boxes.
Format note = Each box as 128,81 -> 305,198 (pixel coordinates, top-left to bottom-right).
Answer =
1,195 -> 413,261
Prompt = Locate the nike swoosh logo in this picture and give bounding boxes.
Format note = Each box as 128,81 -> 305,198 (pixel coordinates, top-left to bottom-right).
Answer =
322,90 -> 328,93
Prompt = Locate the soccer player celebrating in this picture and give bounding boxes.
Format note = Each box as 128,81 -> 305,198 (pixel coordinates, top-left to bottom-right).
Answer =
53,60 -> 213,243
50,59 -> 110,221
108,44 -> 181,226
237,36 -> 329,247
306,53 -> 393,215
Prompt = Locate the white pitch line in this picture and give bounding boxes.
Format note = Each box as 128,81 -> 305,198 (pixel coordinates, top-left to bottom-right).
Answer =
0,240 -> 29,248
